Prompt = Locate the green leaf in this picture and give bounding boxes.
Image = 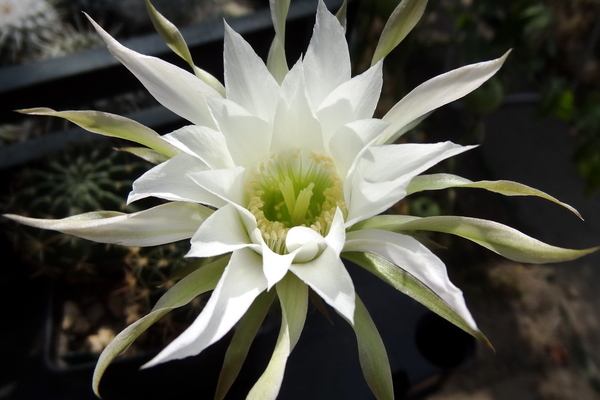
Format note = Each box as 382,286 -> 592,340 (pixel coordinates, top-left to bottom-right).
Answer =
345,294 -> 394,400
371,0 -> 428,66
214,289 -> 276,400
19,108 -> 181,158
144,0 -> 226,96
118,147 -> 169,164
246,274 -> 307,400
352,215 -> 599,264
343,251 -> 492,349
407,173 -> 582,219
93,256 -> 229,397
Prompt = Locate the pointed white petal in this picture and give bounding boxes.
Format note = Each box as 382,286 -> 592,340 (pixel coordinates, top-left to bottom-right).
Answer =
262,248 -> 295,290
329,119 -> 389,179
224,23 -> 280,123
303,0 -> 351,108
324,207 -> 347,255
289,246 -> 355,323
163,125 -> 235,170
86,15 -> 219,129
289,208 -> 354,322
346,142 -> 475,226
5,202 -> 212,246
143,248 -> 268,367
271,62 -> 325,155
187,204 -> 257,258
128,153 -> 226,207
317,61 -> 384,143
206,96 -> 271,170
377,51 -> 510,144
344,229 -> 478,331
188,167 -> 246,206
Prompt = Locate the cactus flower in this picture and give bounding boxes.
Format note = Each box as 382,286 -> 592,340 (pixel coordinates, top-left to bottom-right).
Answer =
5,0 -> 598,399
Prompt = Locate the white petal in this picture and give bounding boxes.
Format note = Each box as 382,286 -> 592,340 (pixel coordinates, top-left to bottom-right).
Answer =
377,51 -> 510,144
317,60 -> 384,144
188,167 -> 246,206
289,246 -> 355,323
346,142 -> 475,226
323,207 -> 347,255
187,203 -> 257,258
223,22 -> 280,123
270,62 -> 325,155
303,0 -> 351,108
128,153 -> 226,208
286,226 -> 326,262
329,119 -> 389,179
5,202 -> 211,246
206,96 -> 271,170
262,248 -> 295,290
143,247 -> 268,367
86,15 -> 219,128
289,208 -> 354,322
344,229 -> 478,331
163,125 -> 235,170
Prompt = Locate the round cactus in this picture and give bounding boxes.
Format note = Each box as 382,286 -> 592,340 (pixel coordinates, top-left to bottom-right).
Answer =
0,0 -> 62,64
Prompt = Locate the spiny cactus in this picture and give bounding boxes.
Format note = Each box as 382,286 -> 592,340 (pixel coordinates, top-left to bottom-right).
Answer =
37,22 -> 104,60
0,0 -> 62,64
6,141 -> 148,281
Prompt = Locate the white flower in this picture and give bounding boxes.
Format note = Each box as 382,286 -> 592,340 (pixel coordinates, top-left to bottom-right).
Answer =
6,0 -> 597,398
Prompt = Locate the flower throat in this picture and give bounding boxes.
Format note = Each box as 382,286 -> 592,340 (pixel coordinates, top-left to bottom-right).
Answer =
246,151 -> 346,254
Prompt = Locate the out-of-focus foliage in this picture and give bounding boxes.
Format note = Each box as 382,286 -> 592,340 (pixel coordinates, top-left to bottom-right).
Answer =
363,0 -> 600,195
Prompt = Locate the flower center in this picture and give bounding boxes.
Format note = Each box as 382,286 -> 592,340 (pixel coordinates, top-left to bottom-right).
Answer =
246,150 -> 346,254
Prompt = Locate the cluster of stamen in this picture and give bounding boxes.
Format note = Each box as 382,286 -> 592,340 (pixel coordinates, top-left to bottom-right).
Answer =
246,150 -> 346,254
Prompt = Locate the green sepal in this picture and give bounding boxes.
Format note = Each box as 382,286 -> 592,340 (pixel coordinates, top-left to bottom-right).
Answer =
335,0 -> 348,31
343,251 -> 492,349
144,0 -> 226,96
347,294 -> 395,400
267,0 -> 290,84
92,256 -> 229,397
118,147 -> 170,164
214,289 -> 276,400
246,273 -> 307,400
19,108 -> 181,158
407,173 -> 582,219
371,0 -> 428,66
351,215 -> 599,264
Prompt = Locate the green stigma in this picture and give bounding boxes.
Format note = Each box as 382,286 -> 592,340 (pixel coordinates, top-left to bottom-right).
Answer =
246,151 -> 346,254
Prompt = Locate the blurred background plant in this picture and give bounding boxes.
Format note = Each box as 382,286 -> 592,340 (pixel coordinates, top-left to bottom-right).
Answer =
352,0 -> 600,218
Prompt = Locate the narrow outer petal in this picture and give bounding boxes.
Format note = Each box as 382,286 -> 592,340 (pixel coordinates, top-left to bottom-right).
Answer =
377,51 -> 510,144
142,248 -> 268,368
5,202 -> 212,246
86,15 -> 220,129
344,229 -> 478,331
346,142 -> 475,226
246,273 -> 308,400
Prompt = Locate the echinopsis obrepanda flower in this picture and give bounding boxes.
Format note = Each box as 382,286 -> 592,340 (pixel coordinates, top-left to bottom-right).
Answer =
6,0 -> 597,398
